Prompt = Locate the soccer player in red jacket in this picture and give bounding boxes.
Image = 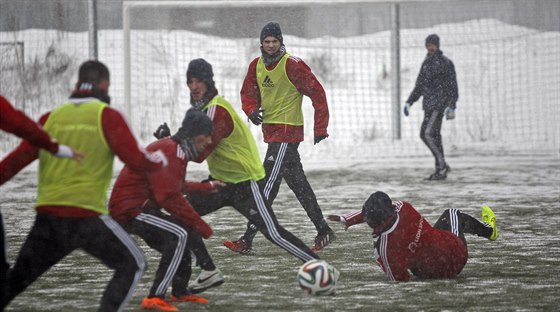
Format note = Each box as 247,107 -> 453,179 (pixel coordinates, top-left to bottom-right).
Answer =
1,95 -> 84,289
153,58 -> 326,295
0,95 -> 83,162
109,109 -> 222,311
225,21 -> 335,254
328,191 -> 498,282
0,60 -> 168,311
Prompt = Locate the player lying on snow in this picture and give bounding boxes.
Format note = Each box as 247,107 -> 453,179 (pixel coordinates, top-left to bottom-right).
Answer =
328,191 -> 498,281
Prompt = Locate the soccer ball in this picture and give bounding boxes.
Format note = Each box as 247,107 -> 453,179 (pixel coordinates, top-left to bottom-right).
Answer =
297,259 -> 339,295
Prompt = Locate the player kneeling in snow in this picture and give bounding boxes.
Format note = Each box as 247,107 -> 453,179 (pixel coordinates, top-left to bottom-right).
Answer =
328,191 -> 498,282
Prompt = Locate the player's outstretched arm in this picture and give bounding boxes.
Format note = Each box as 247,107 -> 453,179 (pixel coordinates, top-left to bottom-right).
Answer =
328,210 -> 365,230
327,215 -> 349,230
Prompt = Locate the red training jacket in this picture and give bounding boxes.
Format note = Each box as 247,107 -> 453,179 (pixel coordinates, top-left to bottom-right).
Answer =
192,103 -> 234,163
0,95 -> 58,155
0,100 -> 165,217
109,137 -> 213,239
240,55 -> 329,143
341,201 -> 468,282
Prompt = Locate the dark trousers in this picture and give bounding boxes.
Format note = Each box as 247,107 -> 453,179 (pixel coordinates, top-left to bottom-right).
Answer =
420,109 -> 446,170
434,208 -> 494,247
243,142 -> 327,240
122,210 -> 192,298
262,142 -> 325,223
187,179 -> 318,262
1,213 -> 145,312
0,212 -> 8,295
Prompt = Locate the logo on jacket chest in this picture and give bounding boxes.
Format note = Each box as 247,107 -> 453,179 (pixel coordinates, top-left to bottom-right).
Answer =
261,75 -> 275,88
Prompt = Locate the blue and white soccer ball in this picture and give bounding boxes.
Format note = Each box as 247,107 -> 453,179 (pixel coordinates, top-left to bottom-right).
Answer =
297,259 -> 339,295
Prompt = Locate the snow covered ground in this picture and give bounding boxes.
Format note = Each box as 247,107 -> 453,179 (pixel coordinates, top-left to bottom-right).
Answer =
1,155 -> 559,311
0,16 -> 559,311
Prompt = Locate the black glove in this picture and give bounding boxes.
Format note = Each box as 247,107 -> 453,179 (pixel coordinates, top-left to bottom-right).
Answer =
153,122 -> 171,139
248,109 -> 263,126
314,135 -> 328,145
403,103 -> 411,117
444,107 -> 456,120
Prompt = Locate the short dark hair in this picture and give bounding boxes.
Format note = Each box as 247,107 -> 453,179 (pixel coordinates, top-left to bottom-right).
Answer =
78,60 -> 110,85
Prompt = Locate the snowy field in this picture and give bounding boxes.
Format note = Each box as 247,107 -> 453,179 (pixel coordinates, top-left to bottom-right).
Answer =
1,154 -> 559,311
1,10 -> 559,311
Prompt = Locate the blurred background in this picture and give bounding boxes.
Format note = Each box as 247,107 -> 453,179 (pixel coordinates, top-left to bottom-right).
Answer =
1,0 -> 559,166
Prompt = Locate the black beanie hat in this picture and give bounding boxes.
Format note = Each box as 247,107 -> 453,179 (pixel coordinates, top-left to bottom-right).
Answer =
425,34 -> 440,47
362,191 -> 395,233
186,58 -> 215,88
179,108 -> 213,138
260,22 -> 283,44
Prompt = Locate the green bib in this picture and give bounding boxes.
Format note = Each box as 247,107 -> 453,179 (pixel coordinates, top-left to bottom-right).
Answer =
203,97 -> 265,183
257,53 -> 304,125
36,101 -> 114,214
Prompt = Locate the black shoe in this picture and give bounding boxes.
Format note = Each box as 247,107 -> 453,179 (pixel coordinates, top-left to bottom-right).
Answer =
426,167 -> 448,180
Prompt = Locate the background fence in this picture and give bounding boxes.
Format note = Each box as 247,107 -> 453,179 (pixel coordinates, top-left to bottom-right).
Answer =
1,0 -> 559,165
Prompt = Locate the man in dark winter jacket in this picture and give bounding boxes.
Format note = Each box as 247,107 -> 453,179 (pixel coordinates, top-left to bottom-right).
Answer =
404,34 -> 458,180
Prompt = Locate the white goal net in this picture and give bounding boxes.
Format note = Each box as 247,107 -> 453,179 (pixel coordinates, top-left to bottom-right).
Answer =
122,0 -> 559,164
1,0 -> 558,164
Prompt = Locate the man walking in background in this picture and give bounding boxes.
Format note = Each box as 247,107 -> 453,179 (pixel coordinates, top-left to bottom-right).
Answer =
224,21 -> 335,253
404,34 -> 458,180
0,60 -> 168,311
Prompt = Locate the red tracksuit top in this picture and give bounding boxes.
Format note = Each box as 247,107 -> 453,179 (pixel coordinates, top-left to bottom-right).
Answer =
0,100 -> 165,217
108,137 -> 212,238
192,102 -> 233,163
240,54 -> 329,143
0,95 -> 59,154
342,201 -> 468,282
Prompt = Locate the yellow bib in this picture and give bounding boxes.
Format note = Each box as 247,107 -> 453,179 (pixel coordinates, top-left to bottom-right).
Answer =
37,101 -> 114,214
257,53 -> 304,125
204,96 -> 265,183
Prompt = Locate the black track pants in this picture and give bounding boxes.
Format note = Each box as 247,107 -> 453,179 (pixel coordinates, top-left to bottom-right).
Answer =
420,109 -> 446,170
262,142 -> 325,222
244,142 -> 327,240
122,209 -> 192,298
434,208 -> 494,247
1,213 -> 145,312
0,212 -> 8,277
188,179 -> 318,262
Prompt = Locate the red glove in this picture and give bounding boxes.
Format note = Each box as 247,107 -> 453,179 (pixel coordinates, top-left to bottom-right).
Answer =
191,219 -> 213,239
